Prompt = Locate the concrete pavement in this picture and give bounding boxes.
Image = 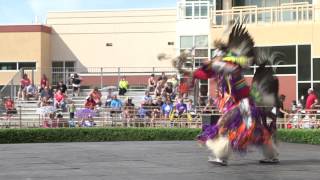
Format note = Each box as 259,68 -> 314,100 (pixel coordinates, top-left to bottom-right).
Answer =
0,141 -> 320,180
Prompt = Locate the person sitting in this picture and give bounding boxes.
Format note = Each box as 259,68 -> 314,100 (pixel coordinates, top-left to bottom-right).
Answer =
162,82 -> 175,100
19,73 -> 31,100
123,98 -> 135,126
143,90 -> 153,102
147,74 -> 156,93
118,76 -> 129,96
39,74 -> 49,93
89,87 -> 102,107
56,81 -> 67,94
84,96 -> 97,110
70,73 -> 81,96
175,98 -> 187,117
161,98 -> 173,119
39,86 -> 51,107
4,97 -> 17,114
110,95 -> 122,117
54,89 -> 66,110
105,89 -> 113,107
26,83 -> 38,100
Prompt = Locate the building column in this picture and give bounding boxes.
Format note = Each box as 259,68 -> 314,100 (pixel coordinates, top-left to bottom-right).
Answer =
223,0 -> 233,10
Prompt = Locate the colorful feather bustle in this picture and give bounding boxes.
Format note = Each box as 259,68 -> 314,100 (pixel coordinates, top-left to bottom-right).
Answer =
169,23 -> 279,154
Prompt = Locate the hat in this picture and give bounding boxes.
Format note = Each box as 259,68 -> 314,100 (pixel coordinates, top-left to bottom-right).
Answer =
308,88 -> 314,93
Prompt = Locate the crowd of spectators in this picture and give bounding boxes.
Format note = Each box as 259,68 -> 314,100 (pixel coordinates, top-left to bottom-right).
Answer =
7,71 -> 320,129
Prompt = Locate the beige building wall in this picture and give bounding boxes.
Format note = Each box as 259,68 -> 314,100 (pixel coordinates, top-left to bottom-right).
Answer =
0,26 -> 51,85
211,23 -> 320,56
47,9 -> 177,69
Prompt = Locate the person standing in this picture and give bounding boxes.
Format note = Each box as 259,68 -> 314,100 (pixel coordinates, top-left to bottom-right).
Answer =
118,76 -> 129,96
305,88 -> 318,110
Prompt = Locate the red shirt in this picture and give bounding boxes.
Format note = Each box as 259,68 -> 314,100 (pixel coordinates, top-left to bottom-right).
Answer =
20,78 -> 31,88
41,78 -> 48,88
5,99 -> 14,110
306,93 -> 318,109
55,93 -> 64,102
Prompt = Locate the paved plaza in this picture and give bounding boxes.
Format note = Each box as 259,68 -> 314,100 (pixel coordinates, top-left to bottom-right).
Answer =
0,141 -> 320,180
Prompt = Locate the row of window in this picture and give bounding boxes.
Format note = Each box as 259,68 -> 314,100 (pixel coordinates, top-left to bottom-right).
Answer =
232,0 -> 312,7
0,62 -> 36,71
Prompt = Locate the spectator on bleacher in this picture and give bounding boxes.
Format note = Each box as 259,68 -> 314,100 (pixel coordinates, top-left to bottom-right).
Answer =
4,97 -> 17,114
167,74 -> 179,90
89,87 -> 102,107
71,73 -> 81,97
137,103 -> 147,119
143,90 -> 153,102
54,89 -> 66,110
147,74 -> 156,93
158,72 -> 167,81
84,95 -> 97,110
40,74 -> 49,92
162,82 -> 175,100
26,83 -> 38,100
123,98 -> 135,125
56,81 -> 67,94
105,88 -> 113,107
178,78 -> 189,98
161,98 -> 173,119
306,88 -> 318,110
110,94 -> 122,116
175,98 -> 187,117
118,76 -> 129,96
155,80 -> 164,97
19,73 -> 31,100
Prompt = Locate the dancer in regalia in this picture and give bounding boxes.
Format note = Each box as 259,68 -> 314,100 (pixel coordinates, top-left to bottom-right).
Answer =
171,23 -> 280,166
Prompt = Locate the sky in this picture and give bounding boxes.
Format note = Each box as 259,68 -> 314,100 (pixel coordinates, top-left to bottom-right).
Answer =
0,0 -> 177,25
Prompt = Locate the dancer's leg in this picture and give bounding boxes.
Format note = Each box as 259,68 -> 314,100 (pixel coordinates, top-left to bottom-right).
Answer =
260,136 -> 279,163
206,136 -> 231,165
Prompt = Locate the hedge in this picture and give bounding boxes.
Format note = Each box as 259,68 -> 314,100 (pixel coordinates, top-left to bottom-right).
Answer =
0,128 -> 201,144
277,129 -> 320,145
0,128 -> 320,144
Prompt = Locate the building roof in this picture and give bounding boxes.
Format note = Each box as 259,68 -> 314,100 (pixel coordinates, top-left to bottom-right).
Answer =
0,25 -> 52,33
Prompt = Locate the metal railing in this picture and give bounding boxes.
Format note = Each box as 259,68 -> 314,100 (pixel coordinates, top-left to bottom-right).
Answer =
281,109 -> 320,129
212,3 -> 320,27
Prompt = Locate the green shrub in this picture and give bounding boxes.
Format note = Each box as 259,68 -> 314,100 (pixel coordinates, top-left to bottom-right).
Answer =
277,129 -> 320,145
0,128 -> 201,144
1,128 -> 320,144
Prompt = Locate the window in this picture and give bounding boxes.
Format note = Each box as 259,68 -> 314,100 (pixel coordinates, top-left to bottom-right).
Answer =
298,45 -> 311,81
256,45 -> 296,65
195,35 -> 208,48
0,63 -> 17,70
298,83 -> 311,100
313,58 -> 320,81
180,36 -> 193,49
18,62 -> 36,70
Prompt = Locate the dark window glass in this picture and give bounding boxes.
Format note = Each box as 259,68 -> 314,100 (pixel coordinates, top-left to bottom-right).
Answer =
274,67 -> 296,74
52,62 -> 63,67
313,83 -> 320,99
195,59 -> 205,68
298,83 -> 311,101
0,63 -> 17,70
216,0 -> 223,10
255,45 -> 296,65
18,62 -> 36,70
243,68 -> 254,75
298,45 -> 311,81
313,58 -> 320,81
